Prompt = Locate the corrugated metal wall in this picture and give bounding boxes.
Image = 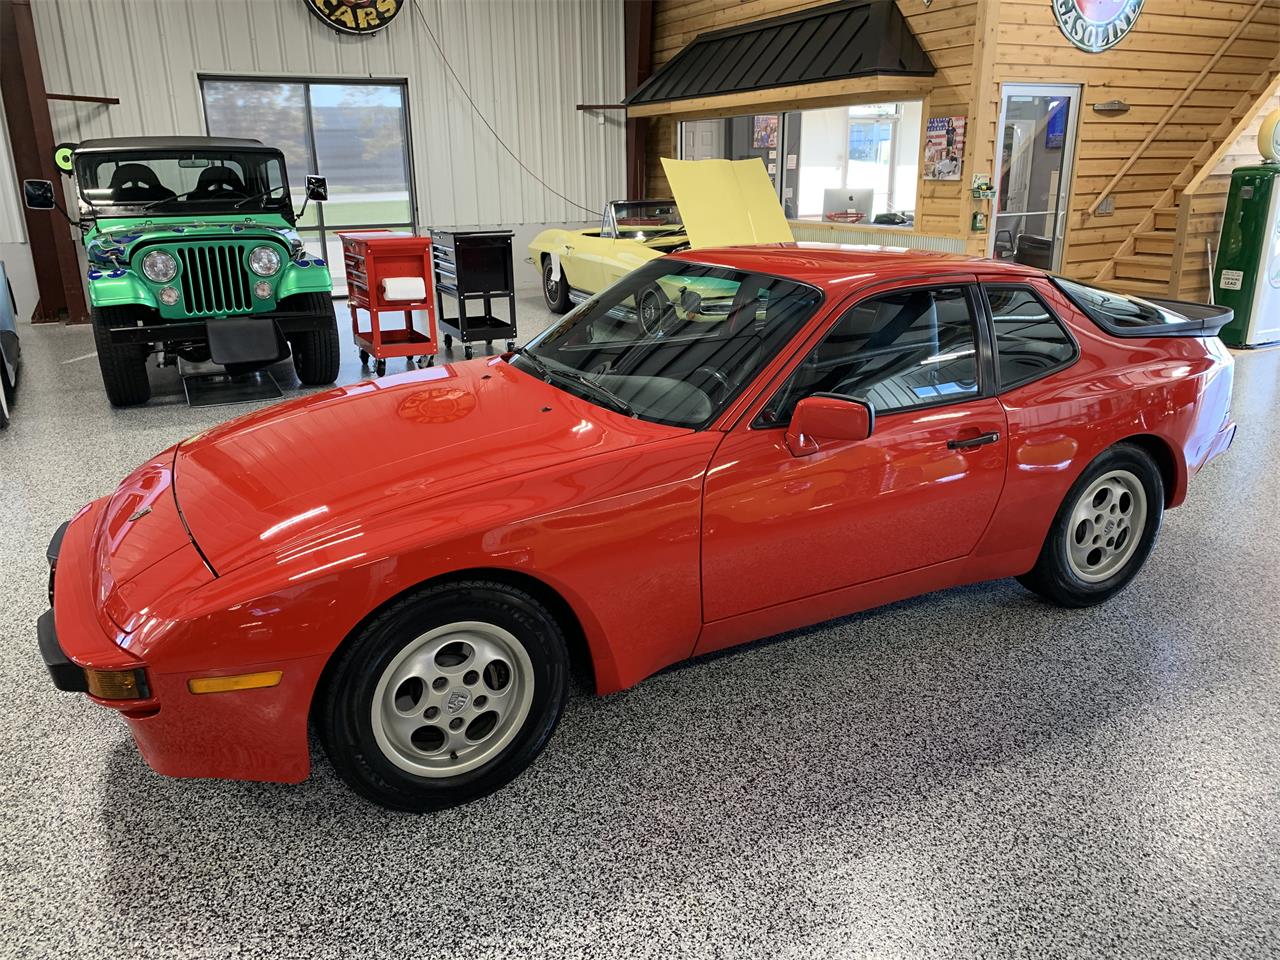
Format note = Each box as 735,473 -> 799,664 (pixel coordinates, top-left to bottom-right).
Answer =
30,0 -> 625,228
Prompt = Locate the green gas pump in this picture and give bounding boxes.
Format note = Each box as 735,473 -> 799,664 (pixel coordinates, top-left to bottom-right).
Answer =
1214,109 -> 1280,347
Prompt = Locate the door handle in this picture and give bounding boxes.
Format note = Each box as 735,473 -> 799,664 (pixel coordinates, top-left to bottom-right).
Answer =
947,431 -> 1000,450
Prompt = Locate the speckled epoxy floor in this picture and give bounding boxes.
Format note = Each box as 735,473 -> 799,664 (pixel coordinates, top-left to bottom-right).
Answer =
1,290 -> 1278,959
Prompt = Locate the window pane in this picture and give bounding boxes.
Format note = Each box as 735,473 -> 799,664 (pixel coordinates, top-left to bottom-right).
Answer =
203,81 -> 309,193
310,83 -> 412,228
1053,277 -> 1176,329
987,286 -> 1075,388
762,287 -> 979,423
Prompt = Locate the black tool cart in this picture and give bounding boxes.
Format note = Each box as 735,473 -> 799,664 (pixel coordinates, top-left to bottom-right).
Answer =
430,229 -> 517,359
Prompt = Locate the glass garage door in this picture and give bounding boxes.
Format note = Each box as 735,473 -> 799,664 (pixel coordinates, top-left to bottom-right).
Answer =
201,78 -> 415,296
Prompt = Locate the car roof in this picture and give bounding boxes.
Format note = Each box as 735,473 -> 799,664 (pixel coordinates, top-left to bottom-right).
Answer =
669,243 -> 1047,289
75,136 -> 275,153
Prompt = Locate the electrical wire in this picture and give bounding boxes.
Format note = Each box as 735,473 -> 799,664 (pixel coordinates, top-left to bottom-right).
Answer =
410,0 -> 600,216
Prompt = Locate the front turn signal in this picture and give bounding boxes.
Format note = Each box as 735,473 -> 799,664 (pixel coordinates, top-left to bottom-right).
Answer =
85,668 -> 151,701
187,670 -> 283,695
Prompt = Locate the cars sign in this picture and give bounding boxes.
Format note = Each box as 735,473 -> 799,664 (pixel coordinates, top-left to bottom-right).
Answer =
303,0 -> 403,35
1052,0 -> 1143,53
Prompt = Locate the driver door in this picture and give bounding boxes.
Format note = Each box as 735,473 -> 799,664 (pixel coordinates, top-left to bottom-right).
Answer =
699,279 -> 1008,626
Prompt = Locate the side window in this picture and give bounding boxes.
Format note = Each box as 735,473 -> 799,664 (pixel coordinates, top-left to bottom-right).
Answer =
985,285 -> 1076,389
759,285 -> 981,425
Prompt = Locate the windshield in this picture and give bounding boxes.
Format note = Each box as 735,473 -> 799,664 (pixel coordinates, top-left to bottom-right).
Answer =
610,201 -> 683,237
511,259 -> 822,428
76,151 -> 292,217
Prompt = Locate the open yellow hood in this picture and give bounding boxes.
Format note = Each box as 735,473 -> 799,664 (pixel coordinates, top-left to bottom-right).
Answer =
662,157 -> 794,249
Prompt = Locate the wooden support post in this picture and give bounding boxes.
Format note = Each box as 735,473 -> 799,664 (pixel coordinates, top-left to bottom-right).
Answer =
624,0 -> 655,200
0,0 -> 88,323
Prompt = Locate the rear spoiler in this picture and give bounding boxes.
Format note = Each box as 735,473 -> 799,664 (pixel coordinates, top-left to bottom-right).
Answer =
1050,277 -> 1233,338
1140,298 -> 1234,338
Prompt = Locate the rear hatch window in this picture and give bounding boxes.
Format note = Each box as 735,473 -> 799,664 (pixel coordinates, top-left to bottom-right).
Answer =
1052,277 -> 1232,338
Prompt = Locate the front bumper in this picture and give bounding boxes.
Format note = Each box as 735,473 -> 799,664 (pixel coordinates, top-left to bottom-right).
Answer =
104,306 -> 331,345
39,503 -> 319,784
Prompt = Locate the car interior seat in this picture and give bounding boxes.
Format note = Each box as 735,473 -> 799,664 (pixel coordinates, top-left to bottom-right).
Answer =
192,166 -> 248,199
108,164 -> 177,204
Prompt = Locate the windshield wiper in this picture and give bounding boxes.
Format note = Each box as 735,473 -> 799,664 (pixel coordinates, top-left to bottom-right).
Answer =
510,345 -> 551,381
547,368 -> 635,418
136,187 -> 202,211
511,346 -> 635,417
234,185 -> 287,209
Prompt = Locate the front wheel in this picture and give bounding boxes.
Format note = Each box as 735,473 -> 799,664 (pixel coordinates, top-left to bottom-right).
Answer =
92,306 -> 152,407
1018,443 -> 1164,607
282,292 -> 340,386
542,257 -> 571,313
317,580 -> 570,812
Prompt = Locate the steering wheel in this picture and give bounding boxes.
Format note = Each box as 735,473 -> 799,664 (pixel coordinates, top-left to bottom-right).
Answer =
637,285 -> 672,336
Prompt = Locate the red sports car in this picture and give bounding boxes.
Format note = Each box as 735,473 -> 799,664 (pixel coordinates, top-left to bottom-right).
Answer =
39,247 -> 1236,811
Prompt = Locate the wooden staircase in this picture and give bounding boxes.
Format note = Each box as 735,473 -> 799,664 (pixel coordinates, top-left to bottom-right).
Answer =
1097,58 -> 1280,299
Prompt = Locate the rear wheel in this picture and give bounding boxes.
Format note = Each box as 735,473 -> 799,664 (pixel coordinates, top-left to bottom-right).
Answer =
92,306 -> 152,407
282,292 -> 340,385
542,256 -> 571,313
318,579 -> 570,812
1018,443 -> 1164,607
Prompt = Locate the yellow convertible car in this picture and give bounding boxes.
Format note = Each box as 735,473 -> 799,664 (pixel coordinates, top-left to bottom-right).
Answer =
529,158 -> 793,324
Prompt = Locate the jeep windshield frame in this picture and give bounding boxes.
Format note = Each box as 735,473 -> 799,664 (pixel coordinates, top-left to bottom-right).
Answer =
73,148 -> 296,222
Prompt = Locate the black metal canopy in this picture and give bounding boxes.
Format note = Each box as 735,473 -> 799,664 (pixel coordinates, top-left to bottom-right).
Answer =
626,0 -> 935,108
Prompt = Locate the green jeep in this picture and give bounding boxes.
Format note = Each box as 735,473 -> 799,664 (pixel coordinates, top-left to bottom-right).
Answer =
24,136 -> 339,406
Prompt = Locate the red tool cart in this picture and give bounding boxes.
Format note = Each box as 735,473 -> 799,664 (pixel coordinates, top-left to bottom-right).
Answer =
340,231 -> 437,376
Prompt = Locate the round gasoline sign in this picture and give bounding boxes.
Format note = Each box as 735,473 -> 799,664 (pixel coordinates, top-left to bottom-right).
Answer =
1053,0 -> 1144,53
303,0 -> 403,36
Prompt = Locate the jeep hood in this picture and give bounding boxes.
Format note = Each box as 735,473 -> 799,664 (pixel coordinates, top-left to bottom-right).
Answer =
171,359 -> 683,574
86,217 -> 298,269
664,158 -> 794,249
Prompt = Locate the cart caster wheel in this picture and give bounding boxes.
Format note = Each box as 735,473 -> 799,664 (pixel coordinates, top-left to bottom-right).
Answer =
486,340 -> 493,353
359,349 -> 369,366
375,359 -> 387,377
464,345 -> 474,360
506,340 -> 516,353
426,356 -> 435,367
444,334 -> 453,349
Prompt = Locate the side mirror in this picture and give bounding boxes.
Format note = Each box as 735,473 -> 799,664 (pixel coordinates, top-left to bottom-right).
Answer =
23,179 -> 56,210
784,394 -> 873,457
305,176 -> 328,202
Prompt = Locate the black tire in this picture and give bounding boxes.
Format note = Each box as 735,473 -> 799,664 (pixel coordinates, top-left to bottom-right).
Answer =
282,292 -> 340,386
0,366 -> 9,429
374,358 -> 386,377
317,580 -> 570,812
1018,443 -> 1164,608
464,345 -> 474,360
92,306 -> 152,407
542,256 -> 571,313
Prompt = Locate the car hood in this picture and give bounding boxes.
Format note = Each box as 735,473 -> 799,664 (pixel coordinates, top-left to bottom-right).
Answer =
86,217 -> 298,269
663,157 -> 793,249
172,358 -> 684,574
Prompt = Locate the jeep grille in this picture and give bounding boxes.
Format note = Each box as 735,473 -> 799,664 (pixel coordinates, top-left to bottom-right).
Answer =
175,243 -> 255,317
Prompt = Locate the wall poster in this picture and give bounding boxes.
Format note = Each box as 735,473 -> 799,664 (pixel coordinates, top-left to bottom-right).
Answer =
923,116 -> 966,181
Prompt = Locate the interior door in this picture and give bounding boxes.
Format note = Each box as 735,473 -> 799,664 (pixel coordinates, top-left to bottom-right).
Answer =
700,280 -> 1009,623
989,84 -> 1081,271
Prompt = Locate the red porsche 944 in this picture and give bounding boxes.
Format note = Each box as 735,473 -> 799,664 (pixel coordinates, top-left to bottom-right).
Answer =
39,246 -> 1235,811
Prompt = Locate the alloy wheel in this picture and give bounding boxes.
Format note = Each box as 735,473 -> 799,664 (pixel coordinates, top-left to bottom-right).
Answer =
370,621 -> 535,778
1065,468 -> 1148,583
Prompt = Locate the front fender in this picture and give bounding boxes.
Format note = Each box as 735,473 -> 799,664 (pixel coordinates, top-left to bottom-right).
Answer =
88,272 -> 157,310
276,261 -> 333,300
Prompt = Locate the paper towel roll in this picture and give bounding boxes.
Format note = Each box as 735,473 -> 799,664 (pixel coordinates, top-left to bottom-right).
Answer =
382,276 -> 427,301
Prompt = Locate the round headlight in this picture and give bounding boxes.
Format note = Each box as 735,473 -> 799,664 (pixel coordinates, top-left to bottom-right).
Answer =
141,250 -> 177,283
249,245 -> 282,277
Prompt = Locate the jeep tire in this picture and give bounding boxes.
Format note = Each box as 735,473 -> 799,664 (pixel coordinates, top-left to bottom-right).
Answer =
92,306 -> 152,407
283,292 -> 340,386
